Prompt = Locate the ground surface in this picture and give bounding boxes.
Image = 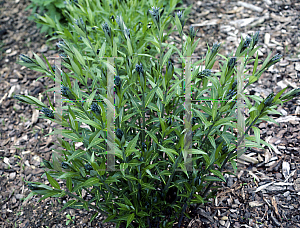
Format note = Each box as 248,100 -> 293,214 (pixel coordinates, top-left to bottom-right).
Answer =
0,0 -> 300,227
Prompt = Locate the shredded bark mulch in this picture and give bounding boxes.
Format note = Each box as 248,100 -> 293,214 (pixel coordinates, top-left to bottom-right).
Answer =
1,0 -> 300,227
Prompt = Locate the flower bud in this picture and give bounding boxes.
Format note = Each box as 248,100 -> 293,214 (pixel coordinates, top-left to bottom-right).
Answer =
41,107 -> 54,119
176,11 -> 185,28
91,103 -> 100,114
211,43 -> 220,55
265,53 -> 282,69
263,92 -> 274,106
43,159 -> 52,169
27,183 -> 41,191
61,85 -> 70,97
135,63 -> 144,74
114,75 -> 121,88
189,26 -> 197,41
232,80 -> 237,90
228,57 -> 237,69
19,54 -> 35,64
166,117 -> 172,126
102,22 -> 111,38
84,164 -> 93,171
61,162 -> 70,169
243,36 -> 251,49
198,69 -> 211,78
116,128 -> 123,139
226,90 -> 237,99
149,6 -> 160,25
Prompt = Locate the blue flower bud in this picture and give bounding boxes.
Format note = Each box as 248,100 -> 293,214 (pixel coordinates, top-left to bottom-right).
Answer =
102,22 -> 111,38
84,164 -> 93,171
176,11 -> 185,28
41,107 -> 54,118
61,162 -> 70,169
149,6 -> 160,24
166,117 -> 172,126
264,92 -> 274,106
27,183 -> 41,190
189,26 -> 197,41
114,75 -> 121,88
198,69 -> 211,78
43,159 -> 52,169
243,36 -> 251,49
135,63 -> 144,74
61,85 -> 69,97
19,54 -> 35,64
116,128 -> 123,139
211,43 -> 220,55
228,57 -> 236,69
91,103 -> 100,114
232,80 -> 237,90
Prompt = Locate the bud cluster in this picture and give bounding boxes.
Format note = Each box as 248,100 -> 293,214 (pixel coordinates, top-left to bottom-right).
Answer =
263,92 -> 274,106
135,63 -> 144,74
198,69 -> 211,78
149,7 -> 160,25
84,163 -> 93,172
91,103 -> 100,114
114,75 -> 121,88
102,22 -> 111,38
19,54 -> 35,64
116,128 -> 124,139
41,107 -> 54,118
176,11 -> 185,28
61,85 -> 70,97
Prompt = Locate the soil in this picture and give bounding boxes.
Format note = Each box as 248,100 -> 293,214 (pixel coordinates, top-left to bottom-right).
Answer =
1,0 -> 300,227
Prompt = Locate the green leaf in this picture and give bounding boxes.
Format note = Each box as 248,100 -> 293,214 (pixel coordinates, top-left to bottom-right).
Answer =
156,87 -> 164,101
145,130 -> 159,144
252,126 -> 260,145
73,177 -> 99,193
204,176 -> 224,182
67,149 -> 86,162
73,46 -> 85,66
126,214 -> 135,228
46,172 -> 60,189
120,163 -> 129,177
66,177 -> 72,192
59,200 -> 76,213
125,132 -> 140,156
33,52 -> 47,70
145,87 -> 158,108
76,119 -> 102,130
209,169 -> 226,182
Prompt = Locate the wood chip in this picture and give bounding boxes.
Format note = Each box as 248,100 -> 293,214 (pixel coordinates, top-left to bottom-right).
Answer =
237,1 -> 264,12
249,201 -> 264,207
192,19 -> 221,27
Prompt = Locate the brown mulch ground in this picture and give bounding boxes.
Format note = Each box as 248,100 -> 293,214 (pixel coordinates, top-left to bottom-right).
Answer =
1,0 -> 300,227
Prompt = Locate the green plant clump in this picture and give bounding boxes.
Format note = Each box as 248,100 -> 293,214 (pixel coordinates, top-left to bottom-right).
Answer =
15,0 -> 300,227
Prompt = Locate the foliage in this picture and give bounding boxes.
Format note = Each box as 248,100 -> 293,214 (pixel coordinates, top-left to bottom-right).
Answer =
26,0 -> 68,34
15,0 -> 300,227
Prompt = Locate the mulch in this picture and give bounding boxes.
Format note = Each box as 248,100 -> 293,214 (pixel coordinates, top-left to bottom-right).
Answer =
0,0 -> 300,227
